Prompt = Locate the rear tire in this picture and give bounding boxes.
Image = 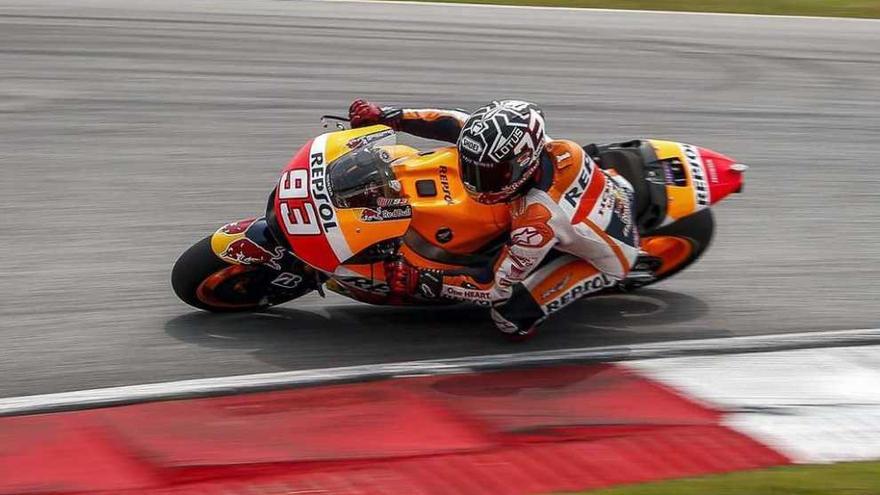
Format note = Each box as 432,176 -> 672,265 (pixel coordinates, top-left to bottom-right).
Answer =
172,236 -> 311,312
632,208 -> 715,288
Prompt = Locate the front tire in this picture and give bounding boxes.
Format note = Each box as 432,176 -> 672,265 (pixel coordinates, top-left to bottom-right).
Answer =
171,236 -> 312,312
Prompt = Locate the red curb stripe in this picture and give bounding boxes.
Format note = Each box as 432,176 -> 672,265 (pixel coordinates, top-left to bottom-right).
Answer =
0,364 -> 790,494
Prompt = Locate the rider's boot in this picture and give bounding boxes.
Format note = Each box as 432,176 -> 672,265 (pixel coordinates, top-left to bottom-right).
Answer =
620,251 -> 663,289
490,285 -> 546,341
491,308 -> 539,341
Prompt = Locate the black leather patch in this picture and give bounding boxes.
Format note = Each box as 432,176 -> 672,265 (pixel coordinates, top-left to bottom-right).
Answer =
416,179 -> 437,197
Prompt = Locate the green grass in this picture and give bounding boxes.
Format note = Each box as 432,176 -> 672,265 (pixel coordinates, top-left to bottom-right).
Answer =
558,462 -> 880,495
418,0 -> 880,18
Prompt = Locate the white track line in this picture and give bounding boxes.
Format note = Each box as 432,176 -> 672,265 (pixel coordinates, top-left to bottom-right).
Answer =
1,328 -> 877,417
317,0 -> 880,22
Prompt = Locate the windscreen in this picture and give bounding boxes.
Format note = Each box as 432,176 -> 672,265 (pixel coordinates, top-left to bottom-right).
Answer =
328,147 -> 400,208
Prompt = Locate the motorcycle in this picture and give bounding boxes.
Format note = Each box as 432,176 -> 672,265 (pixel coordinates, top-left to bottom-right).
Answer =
172,121 -> 746,322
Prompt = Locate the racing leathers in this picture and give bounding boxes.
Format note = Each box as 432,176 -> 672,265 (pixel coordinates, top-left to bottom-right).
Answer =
370,105 -> 640,334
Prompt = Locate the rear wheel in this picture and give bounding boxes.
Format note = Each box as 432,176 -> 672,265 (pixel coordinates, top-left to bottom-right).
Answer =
628,208 -> 715,289
171,236 -> 312,312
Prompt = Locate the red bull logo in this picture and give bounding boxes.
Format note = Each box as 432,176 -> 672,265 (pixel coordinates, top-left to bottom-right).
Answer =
220,238 -> 284,270
359,205 -> 412,222
360,209 -> 383,222
220,218 -> 257,235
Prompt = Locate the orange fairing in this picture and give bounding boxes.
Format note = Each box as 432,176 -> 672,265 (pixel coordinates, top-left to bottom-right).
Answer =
334,144 -> 420,257
274,125 -> 407,272
647,139 -> 744,225
275,125 -> 509,273
392,147 -> 510,255
648,139 -> 700,223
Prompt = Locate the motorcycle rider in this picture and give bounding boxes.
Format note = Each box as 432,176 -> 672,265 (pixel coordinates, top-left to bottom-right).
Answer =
349,99 -> 640,339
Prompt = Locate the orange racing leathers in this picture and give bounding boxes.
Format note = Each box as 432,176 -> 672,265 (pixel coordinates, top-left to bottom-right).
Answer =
383,107 -> 640,332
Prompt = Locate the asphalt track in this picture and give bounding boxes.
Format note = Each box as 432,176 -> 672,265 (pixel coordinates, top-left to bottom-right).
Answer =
1,0 -> 878,398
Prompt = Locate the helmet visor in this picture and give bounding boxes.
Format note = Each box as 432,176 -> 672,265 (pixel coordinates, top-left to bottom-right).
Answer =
460,155 -> 522,194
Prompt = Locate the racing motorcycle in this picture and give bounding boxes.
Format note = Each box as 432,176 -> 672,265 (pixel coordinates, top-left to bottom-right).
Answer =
172,122 -> 746,319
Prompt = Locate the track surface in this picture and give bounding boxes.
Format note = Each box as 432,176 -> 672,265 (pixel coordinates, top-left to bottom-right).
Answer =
1,0 -> 878,398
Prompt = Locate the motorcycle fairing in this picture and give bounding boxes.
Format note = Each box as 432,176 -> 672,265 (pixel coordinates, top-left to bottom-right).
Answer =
646,139 -> 744,226
390,147 -> 511,256
273,125 -> 411,273
211,217 -> 288,271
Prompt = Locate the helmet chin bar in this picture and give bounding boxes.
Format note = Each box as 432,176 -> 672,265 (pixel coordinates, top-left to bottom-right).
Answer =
467,161 -> 540,205
473,189 -> 516,205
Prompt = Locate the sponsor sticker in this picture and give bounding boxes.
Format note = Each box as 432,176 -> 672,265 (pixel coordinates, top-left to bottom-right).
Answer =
563,164 -> 592,210
309,150 -> 340,232
441,285 -> 492,306
340,276 -> 390,295
377,197 -> 409,207
489,127 -> 524,161
705,158 -> 720,184
459,136 -> 483,154
270,272 -> 303,289
346,129 -> 395,150
220,218 -> 256,235
510,226 -> 549,248
681,144 -> 710,207
541,273 -> 572,300
220,238 -> 285,270
612,186 -> 634,237
438,165 -> 454,204
545,273 -> 613,313
360,205 -> 412,222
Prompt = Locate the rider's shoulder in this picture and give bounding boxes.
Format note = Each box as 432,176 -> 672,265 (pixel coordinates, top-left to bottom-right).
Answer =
540,139 -> 589,197
543,139 -> 585,170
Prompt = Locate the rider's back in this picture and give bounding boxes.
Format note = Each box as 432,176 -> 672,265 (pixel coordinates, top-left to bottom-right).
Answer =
511,139 -> 639,281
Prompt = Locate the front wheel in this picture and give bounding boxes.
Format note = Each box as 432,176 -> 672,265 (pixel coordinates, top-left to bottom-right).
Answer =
171,236 -> 313,312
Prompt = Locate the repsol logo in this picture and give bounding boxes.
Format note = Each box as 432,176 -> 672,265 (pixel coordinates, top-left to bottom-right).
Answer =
438,165 -> 454,204
564,165 -> 591,208
682,144 -> 709,207
545,273 -> 612,313
309,152 -> 338,231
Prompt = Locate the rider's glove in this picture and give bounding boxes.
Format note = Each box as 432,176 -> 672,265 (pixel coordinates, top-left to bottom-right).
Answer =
349,99 -> 385,128
384,259 -> 417,297
384,259 -> 442,299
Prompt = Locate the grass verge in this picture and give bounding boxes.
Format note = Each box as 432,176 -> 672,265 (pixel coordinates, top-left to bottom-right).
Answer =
415,0 -> 880,18
559,461 -> 880,495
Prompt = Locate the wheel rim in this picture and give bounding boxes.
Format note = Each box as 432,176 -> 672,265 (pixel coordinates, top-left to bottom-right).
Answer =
195,265 -> 269,309
641,236 -> 694,276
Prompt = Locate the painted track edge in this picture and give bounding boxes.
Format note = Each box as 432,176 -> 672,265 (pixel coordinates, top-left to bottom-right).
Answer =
2,328 -> 877,417
315,0 -> 880,22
